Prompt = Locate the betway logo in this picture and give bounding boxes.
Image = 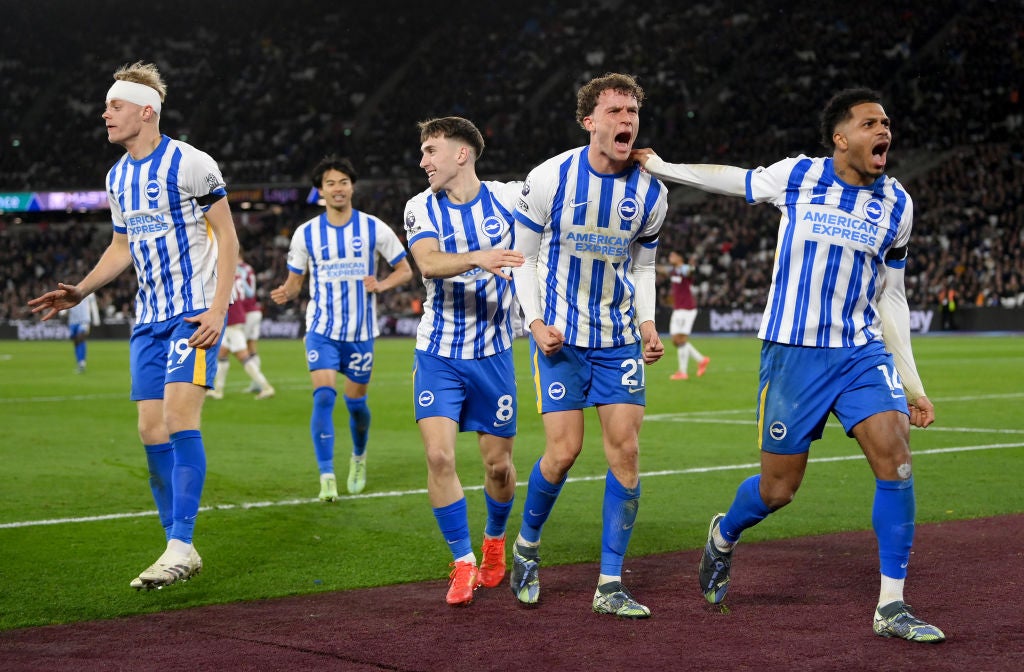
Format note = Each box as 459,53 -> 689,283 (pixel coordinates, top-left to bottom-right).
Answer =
709,310 -> 762,332
909,310 -> 934,334
708,309 -> 935,333
16,320 -> 69,340
259,320 -> 301,338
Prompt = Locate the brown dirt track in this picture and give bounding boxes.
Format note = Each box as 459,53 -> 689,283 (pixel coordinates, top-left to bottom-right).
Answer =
3,515 -> 1021,672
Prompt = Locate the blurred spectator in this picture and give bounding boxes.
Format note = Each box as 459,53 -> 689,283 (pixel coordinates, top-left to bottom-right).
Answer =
937,281 -> 959,330
3,0 -> 1022,321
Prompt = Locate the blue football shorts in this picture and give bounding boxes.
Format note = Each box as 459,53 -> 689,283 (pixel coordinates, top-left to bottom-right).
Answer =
528,340 -> 646,413
756,339 -> 910,455
413,349 -> 517,437
69,323 -> 90,338
305,331 -> 374,384
129,310 -> 225,401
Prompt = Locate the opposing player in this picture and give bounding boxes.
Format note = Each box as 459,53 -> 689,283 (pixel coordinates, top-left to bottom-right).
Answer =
238,250 -> 267,392
271,155 -> 413,499
29,61 -> 239,590
632,87 -> 945,642
509,72 -> 668,618
405,116 -> 523,606
208,253 -> 275,400
662,250 -> 710,380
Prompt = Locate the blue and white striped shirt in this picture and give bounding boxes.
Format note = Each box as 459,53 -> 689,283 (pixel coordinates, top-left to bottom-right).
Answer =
746,155 -> 913,347
513,147 -> 667,348
107,135 -> 227,324
287,211 -> 408,342
405,181 -> 520,359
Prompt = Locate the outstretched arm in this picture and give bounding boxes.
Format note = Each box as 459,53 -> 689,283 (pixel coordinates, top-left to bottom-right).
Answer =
631,149 -> 747,197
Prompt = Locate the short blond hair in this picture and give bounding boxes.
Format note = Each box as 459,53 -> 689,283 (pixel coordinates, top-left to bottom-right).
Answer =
113,61 -> 167,102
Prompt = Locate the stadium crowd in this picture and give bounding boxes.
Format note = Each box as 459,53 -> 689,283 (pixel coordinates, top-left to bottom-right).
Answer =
2,0 -> 1021,322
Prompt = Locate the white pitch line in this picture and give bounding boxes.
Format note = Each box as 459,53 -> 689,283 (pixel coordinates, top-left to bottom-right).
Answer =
2,442 -> 1021,530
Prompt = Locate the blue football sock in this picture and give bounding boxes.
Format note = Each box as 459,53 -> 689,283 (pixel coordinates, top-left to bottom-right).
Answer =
311,386 -> 337,473
873,477 -> 915,579
169,430 -> 206,544
74,341 -> 86,365
720,474 -> 773,544
433,498 -> 473,560
344,394 -> 370,458
484,490 -> 514,538
144,442 -> 174,539
600,470 -> 640,577
519,459 -> 566,544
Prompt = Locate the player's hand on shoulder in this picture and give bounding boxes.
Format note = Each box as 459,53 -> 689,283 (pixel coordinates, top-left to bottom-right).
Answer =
629,148 -> 659,169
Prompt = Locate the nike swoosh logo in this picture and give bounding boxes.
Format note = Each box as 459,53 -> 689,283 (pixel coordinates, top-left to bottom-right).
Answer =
319,433 -> 333,440
568,198 -> 590,208
168,366 -> 184,374
628,387 -> 645,394
493,419 -> 513,427
439,232 -> 456,243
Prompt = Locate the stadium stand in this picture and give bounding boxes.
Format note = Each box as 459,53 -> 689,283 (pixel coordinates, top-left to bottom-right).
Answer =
1,0 -> 1021,322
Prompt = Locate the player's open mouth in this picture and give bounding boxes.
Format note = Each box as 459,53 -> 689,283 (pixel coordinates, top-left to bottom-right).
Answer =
615,131 -> 632,148
871,140 -> 889,169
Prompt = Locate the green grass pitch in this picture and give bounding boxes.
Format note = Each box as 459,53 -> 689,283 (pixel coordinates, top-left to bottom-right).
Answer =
1,334 -> 1021,629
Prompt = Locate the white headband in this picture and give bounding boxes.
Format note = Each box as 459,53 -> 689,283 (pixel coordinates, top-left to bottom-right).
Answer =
106,80 -> 162,115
